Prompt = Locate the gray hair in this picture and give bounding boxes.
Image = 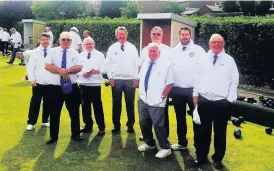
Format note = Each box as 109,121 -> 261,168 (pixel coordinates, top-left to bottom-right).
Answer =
209,34 -> 225,43
83,37 -> 95,45
151,26 -> 163,35
115,26 -> 128,36
148,43 -> 160,52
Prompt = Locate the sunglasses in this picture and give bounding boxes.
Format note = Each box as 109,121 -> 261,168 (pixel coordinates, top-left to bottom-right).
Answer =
61,38 -> 71,42
151,33 -> 162,36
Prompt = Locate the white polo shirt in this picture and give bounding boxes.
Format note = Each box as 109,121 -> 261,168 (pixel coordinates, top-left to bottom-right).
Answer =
48,31 -> 54,47
0,29 -> 3,40
139,58 -> 174,107
69,31 -> 82,50
171,40 -> 206,88
139,43 -> 172,66
106,41 -> 139,80
11,32 -> 22,48
193,50 -> 239,102
45,47 -> 81,85
78,49 -> 106,86
1,31 -> 10,42
27,46 -> 51,85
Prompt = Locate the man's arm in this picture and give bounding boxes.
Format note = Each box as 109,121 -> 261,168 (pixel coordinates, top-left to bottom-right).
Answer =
162,83 -> 174,98
162,63 -> 174,99
45,64 -> 61,74
227,59 -> 239,102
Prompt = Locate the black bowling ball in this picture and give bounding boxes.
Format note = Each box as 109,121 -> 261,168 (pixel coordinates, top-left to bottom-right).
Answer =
234,129 -> 242,139
265,127 -> 273,135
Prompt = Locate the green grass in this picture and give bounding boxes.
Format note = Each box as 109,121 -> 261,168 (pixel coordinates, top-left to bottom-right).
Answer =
0,56 -> 273,171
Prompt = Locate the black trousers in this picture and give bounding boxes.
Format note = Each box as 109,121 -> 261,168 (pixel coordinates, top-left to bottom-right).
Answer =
80,85 -> 105,130
194,95 -> 231,162
170,87 -> 194,146
48,84 -> 81,139
9,46 -> 23,64
1,41 -> 9,55
111,79 -> 135,129
27,84 -> 50,125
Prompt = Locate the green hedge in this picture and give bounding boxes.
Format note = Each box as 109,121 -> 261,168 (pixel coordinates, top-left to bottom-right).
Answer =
231,101 -> 274,128
189,15 -> 274,87
46,17 -> 140,52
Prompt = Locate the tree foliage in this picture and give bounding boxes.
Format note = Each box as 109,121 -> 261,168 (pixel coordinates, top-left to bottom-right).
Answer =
31,1 -> 91,20
120,1 -> 142,18
222,0 -> 241,12
99,1 -> 125,18
159,1 -> 185,15
239,0 -> 271,16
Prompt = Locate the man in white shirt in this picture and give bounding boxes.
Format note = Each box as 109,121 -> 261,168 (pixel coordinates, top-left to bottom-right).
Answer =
82,30 -> 91,52
26,33 -> 51,131
137,43 -> 174,159
45,32 -> 83,144
170,27 -> 206,151
1,28 -> 10,56
106,26 -> 139,133
192,34 -> 239,170
78,37 -> 106,136
7,28 -> 24,65
69,27 -> 82,52
45,27 -> 54,47
139,26 -> 172,141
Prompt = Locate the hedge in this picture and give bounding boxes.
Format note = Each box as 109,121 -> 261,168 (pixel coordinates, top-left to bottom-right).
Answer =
189,15 -> 274,87
46,17 -> 140,52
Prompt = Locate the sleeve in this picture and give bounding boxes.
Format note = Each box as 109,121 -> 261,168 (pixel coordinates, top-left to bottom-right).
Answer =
27,52 -> 36,82
133,46 -> 139,79
98,53 -> 107,74
105,46 -> 113,79
227,59 -> 239,102
193,48 -> 206,97
45,49 -> 54,64
72,51 -> 82,66
165,63 -> 174,85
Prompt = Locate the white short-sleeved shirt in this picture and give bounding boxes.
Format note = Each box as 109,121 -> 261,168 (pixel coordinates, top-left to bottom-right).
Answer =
171,40 -> 206,88
193,50 -> 239,102
27,46 -> 51,84
45,46 -> 81,85
11,32 -> 22,48
78,49 -> 105,86
139,43 -> 172,66
139,58 -> 174,107
1,32 -> 10,42
106,41 -> 139,80
69,31 -> 82,50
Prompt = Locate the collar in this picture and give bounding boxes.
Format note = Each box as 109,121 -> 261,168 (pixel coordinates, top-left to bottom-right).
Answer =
39,45 -> 50,51
118,41 -> 128,46
176,39 -> 194,49
148,56 -> 160,64
208,49 -> 225,59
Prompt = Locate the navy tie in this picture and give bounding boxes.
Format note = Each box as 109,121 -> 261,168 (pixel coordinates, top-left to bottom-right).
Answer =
213,55 -> 218,65
182,47 -> 187,51
61,50 -> 67,68
43,48 -> 47,58
144,62 -> 154,93
87,53 -> 91,59
121,44 -> 125,51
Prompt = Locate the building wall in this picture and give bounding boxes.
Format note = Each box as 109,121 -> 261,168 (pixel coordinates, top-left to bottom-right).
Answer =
33,23 -> 45,47
198,6 -> 213,14
23,23 -> 33,45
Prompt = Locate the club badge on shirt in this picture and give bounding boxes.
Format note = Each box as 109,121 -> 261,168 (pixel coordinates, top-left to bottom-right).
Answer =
189,52 -> 195,57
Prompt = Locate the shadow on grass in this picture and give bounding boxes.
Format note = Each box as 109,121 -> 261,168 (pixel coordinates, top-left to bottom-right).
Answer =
9,81 -> 30,87
1,127 -> 47,170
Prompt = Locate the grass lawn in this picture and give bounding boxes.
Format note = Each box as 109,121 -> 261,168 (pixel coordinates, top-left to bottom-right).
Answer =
0,56 -> 273,171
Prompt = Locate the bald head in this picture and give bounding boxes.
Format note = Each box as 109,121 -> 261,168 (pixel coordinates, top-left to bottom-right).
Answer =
83,37 -> 95,52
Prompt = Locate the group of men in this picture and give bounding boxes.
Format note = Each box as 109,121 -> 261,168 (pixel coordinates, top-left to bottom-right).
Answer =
23,25 -> 238,170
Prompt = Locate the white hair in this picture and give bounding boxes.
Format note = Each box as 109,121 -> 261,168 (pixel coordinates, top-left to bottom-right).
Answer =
83,37 -> 95,45
151,26 -> 163,35
148,43 -> 160,52
115,26 -> 128,36
209,34 -> 225,43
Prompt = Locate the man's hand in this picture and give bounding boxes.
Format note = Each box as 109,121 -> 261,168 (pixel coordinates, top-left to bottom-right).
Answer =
109,78 -> 115,86
193,96 -> 198,107
132,79 -> 139,88
83,72 -> 92,78
59,68 -> 69,76
62,75 -> 70,81
161,95 -> 167,101
31,80 -> 37,87
91,69 -> 100,74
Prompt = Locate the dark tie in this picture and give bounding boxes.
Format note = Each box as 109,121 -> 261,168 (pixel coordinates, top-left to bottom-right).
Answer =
182,47 -> 187,51
87,53 -> 91,59
61,50 -> 67,68
121,44 -> 125,51
43,48 -> 47,58
213,55 -> 218,65
144,62 -> 154,93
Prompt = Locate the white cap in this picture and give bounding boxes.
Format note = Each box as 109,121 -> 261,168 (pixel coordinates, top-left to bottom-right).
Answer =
71,27 -> 79,33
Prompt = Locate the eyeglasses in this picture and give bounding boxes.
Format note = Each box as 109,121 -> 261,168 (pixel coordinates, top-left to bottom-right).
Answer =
84,43 -> 94,46
151,33 -> 162,36
210,41 -> 224,45
61,38 -> 71,42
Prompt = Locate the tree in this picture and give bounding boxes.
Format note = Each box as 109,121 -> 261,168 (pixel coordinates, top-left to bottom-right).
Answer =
120,1 -> 142,18
159,1 -> 185,15
31,1 -> 90,20
99,1 -> 125,18
222,0 -> 241,12
255,0 -> 271,16
239,1 -> 256,16
0,1 -> 34,28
